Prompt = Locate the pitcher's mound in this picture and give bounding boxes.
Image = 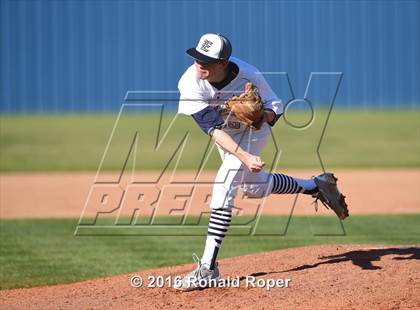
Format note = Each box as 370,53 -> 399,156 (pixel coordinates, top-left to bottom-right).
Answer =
1,244 -> 419,309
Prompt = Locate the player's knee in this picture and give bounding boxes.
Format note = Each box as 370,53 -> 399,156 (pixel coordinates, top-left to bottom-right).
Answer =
242,186 -> 263,198
241,185 -> 266,198
212,205 -> 232,213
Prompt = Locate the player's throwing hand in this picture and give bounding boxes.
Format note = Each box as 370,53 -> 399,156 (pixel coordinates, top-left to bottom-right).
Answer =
244,154 -> 265,172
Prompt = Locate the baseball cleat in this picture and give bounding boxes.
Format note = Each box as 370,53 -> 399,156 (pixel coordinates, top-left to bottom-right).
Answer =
173,254 -> 220,291
312,172 -> 349,220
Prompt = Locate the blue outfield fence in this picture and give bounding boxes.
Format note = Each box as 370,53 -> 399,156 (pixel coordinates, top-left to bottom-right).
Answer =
0,0 -> 419,113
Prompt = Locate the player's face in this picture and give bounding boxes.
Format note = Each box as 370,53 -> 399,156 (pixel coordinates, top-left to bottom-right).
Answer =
194,60 -> 227,81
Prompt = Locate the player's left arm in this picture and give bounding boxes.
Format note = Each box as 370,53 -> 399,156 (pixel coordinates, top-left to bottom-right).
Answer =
254,73 -> 283,126
262,109 -> 276,124
191,106 -> 225,135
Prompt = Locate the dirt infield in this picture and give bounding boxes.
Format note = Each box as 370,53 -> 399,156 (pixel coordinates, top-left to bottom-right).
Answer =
1,244 -> 418,309
0,169 -> 419,218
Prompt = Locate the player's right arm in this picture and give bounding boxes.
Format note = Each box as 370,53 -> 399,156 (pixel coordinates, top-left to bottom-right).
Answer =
211,128 -> 264,172
191,106 -> 264,172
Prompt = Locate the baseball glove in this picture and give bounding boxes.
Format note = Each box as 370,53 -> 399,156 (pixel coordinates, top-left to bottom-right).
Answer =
225,82 -> 265,130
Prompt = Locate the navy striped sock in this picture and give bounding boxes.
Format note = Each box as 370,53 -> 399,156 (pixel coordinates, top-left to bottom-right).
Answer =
207,208 -> 232,247
270,173 -> 303,194
202,208 -> 232,270
271,173 -> 318,195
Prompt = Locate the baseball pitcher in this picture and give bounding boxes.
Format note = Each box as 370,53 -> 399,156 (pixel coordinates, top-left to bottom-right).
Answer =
174,33 -> 348,291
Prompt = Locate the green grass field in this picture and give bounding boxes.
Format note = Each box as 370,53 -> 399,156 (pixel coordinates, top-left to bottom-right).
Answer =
1,110 -> 419,290
1,110 -> 419,171
1,215 -> 419,289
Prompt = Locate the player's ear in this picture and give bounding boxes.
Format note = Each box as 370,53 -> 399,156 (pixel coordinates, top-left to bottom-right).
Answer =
220,60 -> 229,67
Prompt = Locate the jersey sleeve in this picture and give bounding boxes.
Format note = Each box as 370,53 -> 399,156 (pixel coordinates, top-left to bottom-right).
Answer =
191,106 -> 225,135
177,67 -> 209,115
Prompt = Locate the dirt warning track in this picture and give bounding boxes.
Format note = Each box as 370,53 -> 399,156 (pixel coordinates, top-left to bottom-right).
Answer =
1,169 -> 419,218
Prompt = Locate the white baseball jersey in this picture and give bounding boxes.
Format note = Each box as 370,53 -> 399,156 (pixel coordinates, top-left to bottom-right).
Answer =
177,56 -> 283,133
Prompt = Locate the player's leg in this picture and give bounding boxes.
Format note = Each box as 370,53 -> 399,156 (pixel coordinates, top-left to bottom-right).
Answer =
243,171 -> 349,220
174,145 -> 242,291
239,126 -> 348,219
267,172 -> 349,219
201,206 -> 232,270
200,151 -> 243,269
244,170 -> 348,219
240,126 -> 318,196
241,125 -> 318,197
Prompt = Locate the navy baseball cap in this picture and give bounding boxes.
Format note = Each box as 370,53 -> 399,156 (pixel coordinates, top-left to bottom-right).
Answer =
186,33 -> 232,64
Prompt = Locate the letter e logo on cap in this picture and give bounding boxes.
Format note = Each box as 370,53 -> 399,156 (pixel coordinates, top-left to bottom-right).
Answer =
200,39 -> 213,52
